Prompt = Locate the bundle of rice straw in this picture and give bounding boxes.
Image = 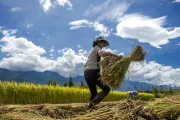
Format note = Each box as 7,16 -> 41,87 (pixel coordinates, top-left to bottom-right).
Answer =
100,45 -> 146,89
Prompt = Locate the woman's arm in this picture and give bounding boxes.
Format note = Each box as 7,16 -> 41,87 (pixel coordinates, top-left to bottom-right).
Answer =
110,53 -> 123,59
98,49 -> 111,57
98,49 -> 123,59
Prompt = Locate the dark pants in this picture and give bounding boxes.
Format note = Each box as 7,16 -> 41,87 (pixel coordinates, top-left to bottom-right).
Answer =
84,69 -> 110,104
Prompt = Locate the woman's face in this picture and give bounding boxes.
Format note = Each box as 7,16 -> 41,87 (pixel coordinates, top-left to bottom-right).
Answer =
98,41 -> 106,49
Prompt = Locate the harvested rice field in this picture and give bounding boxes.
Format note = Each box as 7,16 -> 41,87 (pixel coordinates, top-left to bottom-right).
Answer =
0,95 -> 180,120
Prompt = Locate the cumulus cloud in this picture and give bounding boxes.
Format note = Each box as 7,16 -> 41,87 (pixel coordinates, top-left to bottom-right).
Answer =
53,48 -> 87,76
1,36 -> 46,56
129,61 -> 180,87
0,29 -> 87,77
69,20 -> 112,37
84,0 -> 129,22
116,14 -> 180,48
39,0 -> 72,12
10,7 -> 22,12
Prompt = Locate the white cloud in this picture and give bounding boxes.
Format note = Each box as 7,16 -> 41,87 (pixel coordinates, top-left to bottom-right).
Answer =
104,48 -> 118,53
93,22 -> 113,37
84,0 -> 111,16
58,47 -> 69,53
27,24 -> 33,28
52,48 -> 87,77
77,45 -> 82,48
69,20 -> 112,37
69,20 -> 89,26
129,61 -> 180,87
78,49 -> 87,56
56,0 -> 73,10
39,0 -> 52,12
116,14 -> 180,48
103,48 -> 124,56
0,30 -> 87,77
39,0 -> 72,12
49,46 -> 54,53
173,0 -> 180,3
10,7 -> 22,12
0,27 -> 18,36
178,44 -> 180,45
1,36 -> 46,56
97,2 -> 129,22
84,0 -> 129,22
70,26 -> 86,30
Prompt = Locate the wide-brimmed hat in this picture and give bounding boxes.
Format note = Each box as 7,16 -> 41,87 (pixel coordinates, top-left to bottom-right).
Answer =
93,36 -> 109,47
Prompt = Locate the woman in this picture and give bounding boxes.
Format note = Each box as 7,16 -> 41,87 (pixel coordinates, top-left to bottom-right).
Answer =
84,36 -> 123,108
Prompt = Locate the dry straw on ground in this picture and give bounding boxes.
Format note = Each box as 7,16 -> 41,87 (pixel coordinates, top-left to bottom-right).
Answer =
100,45 -> 146,89
73,95 -> 180,120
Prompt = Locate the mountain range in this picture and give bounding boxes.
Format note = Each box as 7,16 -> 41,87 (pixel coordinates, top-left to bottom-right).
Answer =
0,68 -> 178,91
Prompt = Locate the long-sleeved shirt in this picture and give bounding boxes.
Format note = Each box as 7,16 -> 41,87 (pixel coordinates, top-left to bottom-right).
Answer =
129,91 -> 138,95
84,45 -> 112,70
128,91 -> 138,100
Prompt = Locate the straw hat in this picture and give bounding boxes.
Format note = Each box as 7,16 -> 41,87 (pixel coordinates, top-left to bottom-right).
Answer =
93,36 -> 109,47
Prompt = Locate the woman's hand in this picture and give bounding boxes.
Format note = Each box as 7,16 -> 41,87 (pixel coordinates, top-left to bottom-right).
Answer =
108,53 -> 123,59
117,55 -> 123,59
106,52 -> 112,56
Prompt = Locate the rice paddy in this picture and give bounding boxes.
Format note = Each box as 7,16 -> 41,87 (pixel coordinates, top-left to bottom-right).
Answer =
0,81 -> 154,104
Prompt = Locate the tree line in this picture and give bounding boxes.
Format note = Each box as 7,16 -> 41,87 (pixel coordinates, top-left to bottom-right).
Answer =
47,76 -> 86,88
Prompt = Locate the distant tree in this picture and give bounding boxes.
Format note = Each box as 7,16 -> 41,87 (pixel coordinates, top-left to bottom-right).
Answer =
80,81 -> 85,87
134,85 -> 137,91
68,77 -> 74,87
64,82 -> 67,87
168,87 -> 174,94
152,85 -> 159,98
48,80 -> 57,86
48,80 -> 53,85
52,80 -> 57,86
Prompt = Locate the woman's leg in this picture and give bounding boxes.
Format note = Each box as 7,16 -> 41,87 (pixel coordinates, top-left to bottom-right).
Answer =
91,80 -> 110,104
84,70 -> 98,101
96,80 -> 110,96
91,70 -> 110,104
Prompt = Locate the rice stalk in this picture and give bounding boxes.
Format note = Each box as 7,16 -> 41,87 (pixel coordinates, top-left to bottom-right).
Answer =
100,45 -> 146,89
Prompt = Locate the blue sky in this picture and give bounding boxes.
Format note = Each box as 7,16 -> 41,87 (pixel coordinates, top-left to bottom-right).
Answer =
0,0 -> 180,86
